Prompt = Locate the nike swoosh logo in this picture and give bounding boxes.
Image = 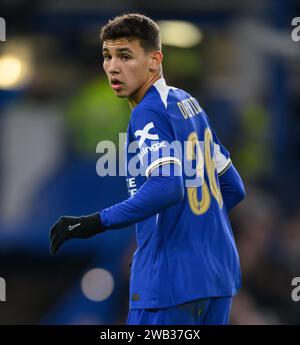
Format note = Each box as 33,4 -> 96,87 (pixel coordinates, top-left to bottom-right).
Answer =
68,223 -> 81,231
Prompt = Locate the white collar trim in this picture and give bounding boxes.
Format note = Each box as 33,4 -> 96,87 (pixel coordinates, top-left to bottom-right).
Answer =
153,77 -> 175,109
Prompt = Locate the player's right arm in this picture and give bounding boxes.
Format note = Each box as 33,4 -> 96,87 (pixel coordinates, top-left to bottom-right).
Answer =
204,113 -> 246,213
218,163 -> 245,212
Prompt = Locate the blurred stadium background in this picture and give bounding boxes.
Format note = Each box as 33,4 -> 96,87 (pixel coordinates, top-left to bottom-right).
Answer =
0,0 -> 300,324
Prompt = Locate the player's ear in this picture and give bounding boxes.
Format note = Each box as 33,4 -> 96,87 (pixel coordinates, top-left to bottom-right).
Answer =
149,51 -> 163,72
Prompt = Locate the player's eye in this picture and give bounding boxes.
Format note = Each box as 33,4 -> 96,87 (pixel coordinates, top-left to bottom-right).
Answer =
103,55 -> 111,61
121,55 -> 131,60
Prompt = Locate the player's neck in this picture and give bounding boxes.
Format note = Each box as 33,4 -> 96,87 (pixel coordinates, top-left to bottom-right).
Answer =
128,73 -> 162,110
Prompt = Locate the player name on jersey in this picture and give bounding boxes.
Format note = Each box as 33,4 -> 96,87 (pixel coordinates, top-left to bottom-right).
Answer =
177,97 -> 202,119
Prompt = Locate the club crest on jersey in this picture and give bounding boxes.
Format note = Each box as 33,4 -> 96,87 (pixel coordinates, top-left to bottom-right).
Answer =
134,122 -> 159,148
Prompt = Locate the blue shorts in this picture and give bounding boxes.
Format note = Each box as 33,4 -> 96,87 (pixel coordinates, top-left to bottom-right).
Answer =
127,297 -> 232,325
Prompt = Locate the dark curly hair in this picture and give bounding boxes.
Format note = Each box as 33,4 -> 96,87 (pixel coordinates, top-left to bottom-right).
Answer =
100,13 -> 161,52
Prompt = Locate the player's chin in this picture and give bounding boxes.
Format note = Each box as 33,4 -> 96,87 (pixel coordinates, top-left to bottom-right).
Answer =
115,93 -> 128,99
114,90 -> 130,98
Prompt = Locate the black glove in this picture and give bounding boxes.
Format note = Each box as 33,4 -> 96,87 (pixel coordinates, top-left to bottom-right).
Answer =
49,213 -> 104,255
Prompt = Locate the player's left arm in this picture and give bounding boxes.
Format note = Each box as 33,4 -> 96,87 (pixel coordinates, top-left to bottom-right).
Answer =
49,107 -> 184,255
49,167 -> 184,255
100,107 -> 184,227
101,170 -> 184,229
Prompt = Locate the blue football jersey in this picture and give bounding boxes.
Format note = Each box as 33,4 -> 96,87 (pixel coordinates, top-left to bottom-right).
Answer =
126,77 -> 241,309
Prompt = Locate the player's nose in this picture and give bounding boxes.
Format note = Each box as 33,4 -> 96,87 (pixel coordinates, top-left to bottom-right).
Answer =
108,57 -> 121,75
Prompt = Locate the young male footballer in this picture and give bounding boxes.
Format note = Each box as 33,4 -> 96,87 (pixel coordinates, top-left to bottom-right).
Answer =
49,13 -> 246,325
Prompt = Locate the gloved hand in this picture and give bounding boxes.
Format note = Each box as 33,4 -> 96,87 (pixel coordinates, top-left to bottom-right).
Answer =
49,213 -> 104,255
